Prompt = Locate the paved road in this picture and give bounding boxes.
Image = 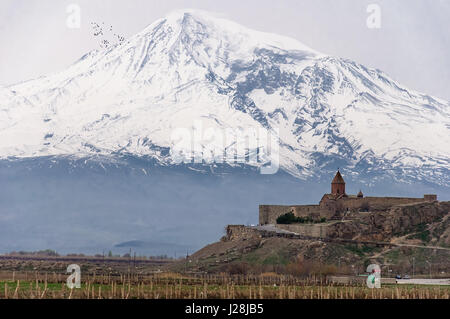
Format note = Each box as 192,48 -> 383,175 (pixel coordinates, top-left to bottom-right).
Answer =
396,278 -> 450,285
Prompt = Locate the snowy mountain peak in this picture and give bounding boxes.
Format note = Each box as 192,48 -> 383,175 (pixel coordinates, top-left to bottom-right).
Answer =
141,9 -> 320,54
0,11 -> 449,186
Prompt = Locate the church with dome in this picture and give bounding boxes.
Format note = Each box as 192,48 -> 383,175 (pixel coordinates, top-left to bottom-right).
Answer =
259,170 -> 438,225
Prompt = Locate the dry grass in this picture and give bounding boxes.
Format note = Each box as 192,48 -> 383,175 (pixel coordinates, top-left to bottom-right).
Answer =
0,271 -> 448,299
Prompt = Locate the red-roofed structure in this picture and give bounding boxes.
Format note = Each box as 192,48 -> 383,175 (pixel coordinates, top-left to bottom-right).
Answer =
331,170 -> 346,195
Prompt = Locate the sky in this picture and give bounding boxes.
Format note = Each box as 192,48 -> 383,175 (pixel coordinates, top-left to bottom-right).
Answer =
0,0 -> 449,100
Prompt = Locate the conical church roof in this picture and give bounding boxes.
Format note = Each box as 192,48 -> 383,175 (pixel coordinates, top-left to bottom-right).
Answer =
332,170 -> 345,184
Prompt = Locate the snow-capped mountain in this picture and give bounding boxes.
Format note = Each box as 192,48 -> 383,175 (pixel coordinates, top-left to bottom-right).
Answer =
1,10 -> 449,256
1,9 -> 449,185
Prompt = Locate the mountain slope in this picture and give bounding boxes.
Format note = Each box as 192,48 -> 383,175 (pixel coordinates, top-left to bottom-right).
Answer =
1,10 -> 449,186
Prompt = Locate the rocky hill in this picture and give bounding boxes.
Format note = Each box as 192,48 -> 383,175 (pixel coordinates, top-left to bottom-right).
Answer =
328,201 -> 450,244
174,201 -> 450,275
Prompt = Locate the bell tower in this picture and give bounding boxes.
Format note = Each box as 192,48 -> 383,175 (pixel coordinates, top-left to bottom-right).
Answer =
331,170 -> 346,195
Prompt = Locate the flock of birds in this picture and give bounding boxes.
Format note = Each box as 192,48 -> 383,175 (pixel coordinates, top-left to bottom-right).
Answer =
90,22 -> 125,49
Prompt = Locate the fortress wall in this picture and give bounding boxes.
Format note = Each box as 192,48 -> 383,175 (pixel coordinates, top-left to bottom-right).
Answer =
225,225 -> 262,241
339,197 -> 365,210
363,197 -> 426,210
320,208 -> 339,219
226,224 -> 331,241
424,194 -> 438,201
276,223 -> 329,238
259,205 -> 321,225
292,205 -> 321,217
259,196 -> 435,225
329,197 -> 429,212
259,205 -> 291,225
